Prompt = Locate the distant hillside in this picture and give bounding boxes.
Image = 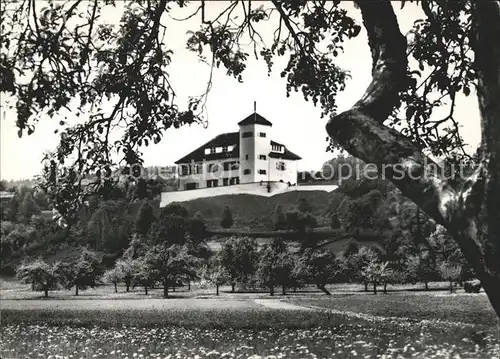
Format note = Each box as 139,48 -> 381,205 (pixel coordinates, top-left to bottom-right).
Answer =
179,190 -> 345,230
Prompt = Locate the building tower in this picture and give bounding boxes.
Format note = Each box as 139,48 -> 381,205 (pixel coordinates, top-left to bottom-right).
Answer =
238,102 -> 272,184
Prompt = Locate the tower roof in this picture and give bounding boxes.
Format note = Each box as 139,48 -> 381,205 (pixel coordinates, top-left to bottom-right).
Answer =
238,112 -> 273,127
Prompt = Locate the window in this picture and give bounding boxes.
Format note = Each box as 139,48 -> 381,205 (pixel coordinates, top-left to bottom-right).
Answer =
207,179 -> 218,188
259,155 -> 267,160
180,164 -> 202,176
276,161 -> 286,171
242,131 -> 253,138
207,163 -> 220,173
223,178 -> 229,186
245,154 -> 249,160
192,164 -> 202,174
222,146 -> 228,152
184,182 -> 198,190
259,132 -> 266,137
223,161 -> 239,171
230,177 -> 240,185
244,169 -> 251,175
258,169 -> 267,175
180,165 -> 189,176
272,144 -> 284,153
210,147 -> 216,154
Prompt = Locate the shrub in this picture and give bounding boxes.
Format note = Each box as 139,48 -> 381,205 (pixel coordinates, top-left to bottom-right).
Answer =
464,279 -> 481,293
220,206 -> 233,229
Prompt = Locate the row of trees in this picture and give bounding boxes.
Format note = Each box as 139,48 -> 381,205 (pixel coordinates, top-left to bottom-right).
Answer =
17,231 -> 470,298
205,236 -> 468,296
8,178 -> 474,298
1,186 -> 49,223
16,249 -> 103,297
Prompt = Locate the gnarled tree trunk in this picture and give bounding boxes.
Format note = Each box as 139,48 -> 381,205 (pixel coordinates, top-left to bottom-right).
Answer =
325,0 -> 500,319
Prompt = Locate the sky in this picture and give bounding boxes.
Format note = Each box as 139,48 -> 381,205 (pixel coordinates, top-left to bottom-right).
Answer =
0,1 -> 481,180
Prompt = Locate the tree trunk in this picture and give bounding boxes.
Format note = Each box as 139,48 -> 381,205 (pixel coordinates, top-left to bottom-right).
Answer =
188,280 -> 191,291
318,285 -> 331,296
163,279 -> 168,298
383,283 -> 387,294
144,286 -> 148,295
322,0 -> 500,319
364,282 -> 368,292
270,284 -> 274,296
282,286 -> 286,295
44,288 -> 48,298
450,279 -> 453,294
472,0 -> 500,321
126,284 -> 130,292
425,282 -> 429,291
231,283 -> 235,293
373,282 -> 377,295
173,285 -> 176,292
216,284 -> 219,296
75,286 -> 79,296
114,283 -> 118,293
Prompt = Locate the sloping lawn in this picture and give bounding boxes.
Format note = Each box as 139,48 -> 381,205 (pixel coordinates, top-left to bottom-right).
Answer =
288,292 -> 499,326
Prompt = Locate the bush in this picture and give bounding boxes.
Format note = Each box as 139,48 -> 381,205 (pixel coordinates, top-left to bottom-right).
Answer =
463,279 -> 481,293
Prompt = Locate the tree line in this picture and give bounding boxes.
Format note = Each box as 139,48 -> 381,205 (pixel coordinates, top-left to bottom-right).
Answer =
15,198 -> 476,297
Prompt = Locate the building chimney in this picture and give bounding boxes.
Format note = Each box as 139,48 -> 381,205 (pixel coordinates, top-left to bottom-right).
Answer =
254,101 -> 256,113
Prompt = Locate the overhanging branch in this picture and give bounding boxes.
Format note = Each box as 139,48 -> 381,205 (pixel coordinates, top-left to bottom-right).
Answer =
325,1 -> 457,226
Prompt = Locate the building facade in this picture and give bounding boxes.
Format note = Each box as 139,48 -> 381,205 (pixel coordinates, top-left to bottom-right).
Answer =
175,111 -> 301,191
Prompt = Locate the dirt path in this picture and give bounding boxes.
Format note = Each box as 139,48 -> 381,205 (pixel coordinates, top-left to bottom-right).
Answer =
253,299 -> 315,311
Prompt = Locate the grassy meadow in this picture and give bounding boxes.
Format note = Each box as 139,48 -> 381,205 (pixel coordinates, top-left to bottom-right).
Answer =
1,280 -> 500,359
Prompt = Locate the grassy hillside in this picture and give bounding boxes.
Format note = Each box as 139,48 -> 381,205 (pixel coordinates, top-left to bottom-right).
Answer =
179,190 -> 344,230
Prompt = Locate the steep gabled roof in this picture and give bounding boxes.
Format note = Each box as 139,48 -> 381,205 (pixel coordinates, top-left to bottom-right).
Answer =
174,132 -> 239,164
238,112 -> 273,127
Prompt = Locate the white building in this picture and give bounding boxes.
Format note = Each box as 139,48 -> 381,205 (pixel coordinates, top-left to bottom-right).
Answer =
174,110 -> 301,191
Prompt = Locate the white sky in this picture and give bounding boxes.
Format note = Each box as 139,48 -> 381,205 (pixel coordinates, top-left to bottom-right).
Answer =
0,1 -> 481,180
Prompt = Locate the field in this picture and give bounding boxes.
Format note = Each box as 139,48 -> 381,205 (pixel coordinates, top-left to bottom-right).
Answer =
1,280 -> 500,358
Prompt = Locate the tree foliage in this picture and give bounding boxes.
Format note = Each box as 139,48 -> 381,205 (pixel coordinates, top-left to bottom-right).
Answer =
18,191 -> 41,223
201,253 -> 229,296
3,0 -> 500,317
220,206 -> 233,229
135,200 -> 155,236
16,259 -> 62,297
271,204 -> 286,230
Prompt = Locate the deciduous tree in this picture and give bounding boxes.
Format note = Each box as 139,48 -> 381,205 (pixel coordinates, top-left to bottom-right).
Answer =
16,259 -> 62,298
271,204 -> 286,230
3,0 -> 500,318
135,200 -> 155,236
220,206 -> 233,229
18,191 -> 41,223
202,254 -> 229,296
103,266 -> 123,293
